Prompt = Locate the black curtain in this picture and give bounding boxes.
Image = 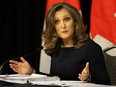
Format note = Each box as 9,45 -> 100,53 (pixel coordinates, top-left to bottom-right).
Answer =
81,0 -> 91,34
0,0 -> 91,74
0,0 -> 46,74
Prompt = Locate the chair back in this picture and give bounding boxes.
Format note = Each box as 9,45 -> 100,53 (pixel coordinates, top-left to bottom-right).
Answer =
103,46 -> 116,85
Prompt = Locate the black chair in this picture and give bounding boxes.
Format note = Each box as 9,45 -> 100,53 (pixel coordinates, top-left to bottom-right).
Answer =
103,45 -> 116,85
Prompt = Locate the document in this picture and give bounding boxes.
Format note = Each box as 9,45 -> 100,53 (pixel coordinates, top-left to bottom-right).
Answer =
27,80 -> 112,87
0,74 -> 112,87
0,74 -> 60,84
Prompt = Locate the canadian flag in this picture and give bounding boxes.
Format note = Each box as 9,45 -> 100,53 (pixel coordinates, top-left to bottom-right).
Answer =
40,0 -> 81,74
45,0 -> 81,15
90,0 -> 116,50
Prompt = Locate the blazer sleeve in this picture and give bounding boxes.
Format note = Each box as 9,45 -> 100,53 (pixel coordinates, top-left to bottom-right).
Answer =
88,43 -> 111,85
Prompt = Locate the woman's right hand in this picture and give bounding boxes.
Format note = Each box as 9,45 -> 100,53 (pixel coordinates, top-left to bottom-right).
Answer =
9,57 -> 33,75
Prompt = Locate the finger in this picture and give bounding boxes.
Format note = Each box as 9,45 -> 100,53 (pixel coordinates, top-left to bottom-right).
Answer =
9,60 -> 19,65
81,62 -> 89,75
9,64 -> 19,73
81,72 -> 88,77
84,62 -> 89,70
78,74 -> 87,81
9,63 -> 19,69
12,68 -> 19,73
78,76 -> 83,81
20,57 -> 27,63
79,73 -> 89,81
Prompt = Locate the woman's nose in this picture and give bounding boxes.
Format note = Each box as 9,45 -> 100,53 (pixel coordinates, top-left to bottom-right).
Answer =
60,21 -> 66,29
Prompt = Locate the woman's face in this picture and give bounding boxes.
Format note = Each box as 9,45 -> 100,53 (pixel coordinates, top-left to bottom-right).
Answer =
54,8 -> 75,41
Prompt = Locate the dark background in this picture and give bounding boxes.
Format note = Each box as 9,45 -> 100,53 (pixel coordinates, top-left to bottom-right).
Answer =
0,0 -> 91,74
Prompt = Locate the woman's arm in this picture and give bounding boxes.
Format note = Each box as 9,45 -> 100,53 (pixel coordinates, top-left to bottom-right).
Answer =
89,44 -> 111,85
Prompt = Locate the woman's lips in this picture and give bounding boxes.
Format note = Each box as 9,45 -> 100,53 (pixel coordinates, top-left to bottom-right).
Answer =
62,30 -> 68,33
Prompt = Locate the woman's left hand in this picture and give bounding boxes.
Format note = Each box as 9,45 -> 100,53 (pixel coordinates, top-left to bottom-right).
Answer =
78,62 -> 90,81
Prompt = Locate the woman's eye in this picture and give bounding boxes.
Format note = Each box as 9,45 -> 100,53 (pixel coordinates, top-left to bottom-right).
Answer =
64,17 -> 70,22
54,20 -> 59,24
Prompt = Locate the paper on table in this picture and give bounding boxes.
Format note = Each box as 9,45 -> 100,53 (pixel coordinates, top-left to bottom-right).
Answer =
0,74 -> 29,84
29,81 -> 114,87
0,75 -> 112,87
29,80 -> 84,86
0,74 -> 60,84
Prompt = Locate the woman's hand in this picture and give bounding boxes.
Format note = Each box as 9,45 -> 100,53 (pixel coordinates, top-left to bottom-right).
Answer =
78,62 -> 90,81
9,57 -> 33,75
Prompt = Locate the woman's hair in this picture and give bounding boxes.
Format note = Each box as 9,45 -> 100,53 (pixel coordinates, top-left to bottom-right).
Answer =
42,2 -> 88,55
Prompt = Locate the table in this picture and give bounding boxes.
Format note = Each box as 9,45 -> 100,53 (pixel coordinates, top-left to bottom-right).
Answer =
0,80 -> 116,87
0,74 -> 115,87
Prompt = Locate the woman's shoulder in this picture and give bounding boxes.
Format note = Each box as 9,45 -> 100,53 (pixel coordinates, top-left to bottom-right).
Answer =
83,38 -> 104,59
86,38 -> 99,46
84,38 -> 102,50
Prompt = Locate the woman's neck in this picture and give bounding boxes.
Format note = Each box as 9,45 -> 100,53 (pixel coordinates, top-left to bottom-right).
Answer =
62,39 -> 74,47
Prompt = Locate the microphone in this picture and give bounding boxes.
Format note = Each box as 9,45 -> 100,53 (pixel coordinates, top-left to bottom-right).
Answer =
0,46 -> 43,75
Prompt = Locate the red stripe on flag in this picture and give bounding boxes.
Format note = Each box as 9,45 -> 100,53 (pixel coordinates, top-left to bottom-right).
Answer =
90,0 -> 116,44
45,0 -> 81,15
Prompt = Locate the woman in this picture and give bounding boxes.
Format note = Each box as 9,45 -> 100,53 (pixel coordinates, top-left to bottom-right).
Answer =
9,2 -> 110,85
